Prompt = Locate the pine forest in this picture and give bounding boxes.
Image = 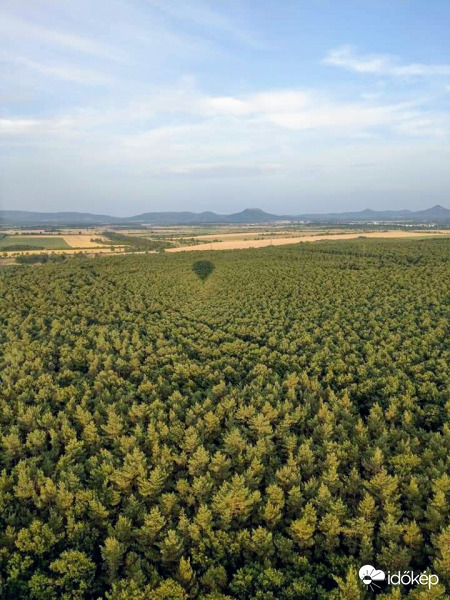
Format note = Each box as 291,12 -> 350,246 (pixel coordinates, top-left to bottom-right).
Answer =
0,238 -> 449,600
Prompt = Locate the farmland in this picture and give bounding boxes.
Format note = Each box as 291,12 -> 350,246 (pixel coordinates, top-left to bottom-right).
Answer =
61,235 -> 112,248
0,235 -> 71,251
1,226 -> 449,263
0,237 -> 449,599
167,229 -> 450,253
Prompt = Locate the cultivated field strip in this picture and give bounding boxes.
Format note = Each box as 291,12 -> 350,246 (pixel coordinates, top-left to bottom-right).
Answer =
167,229 -> 450,252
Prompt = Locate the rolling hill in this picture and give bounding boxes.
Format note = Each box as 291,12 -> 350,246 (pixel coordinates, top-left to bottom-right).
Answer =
1,205 -> 449,226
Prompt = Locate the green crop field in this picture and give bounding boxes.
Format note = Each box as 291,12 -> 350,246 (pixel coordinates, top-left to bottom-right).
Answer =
0,235 -> 71,250
0,238 -> 449,599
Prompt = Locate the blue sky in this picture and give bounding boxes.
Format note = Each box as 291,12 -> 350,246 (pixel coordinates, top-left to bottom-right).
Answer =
1,0 -> 449,215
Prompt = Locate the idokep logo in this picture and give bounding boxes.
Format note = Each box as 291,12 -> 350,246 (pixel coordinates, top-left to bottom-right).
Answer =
387,570 -> 439,590
359,564 -> 440,591
359,565 -> 386,591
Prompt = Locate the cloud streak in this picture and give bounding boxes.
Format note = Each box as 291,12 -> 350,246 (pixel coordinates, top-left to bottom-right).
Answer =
0,12 -> 123,61
8,56 -> 113,85
145,0 -> 264,48
324,46 -> 450,77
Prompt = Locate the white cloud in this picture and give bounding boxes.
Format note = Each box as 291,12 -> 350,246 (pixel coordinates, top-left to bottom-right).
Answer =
266,103 -> 410,131
1,86 -> 446,145
200,90 -> 446,137
203,96 -> 251,116
1,83 -> 447,186
0,119 -> 41,134
324,46 -> 450,77
203,91 -> 309,116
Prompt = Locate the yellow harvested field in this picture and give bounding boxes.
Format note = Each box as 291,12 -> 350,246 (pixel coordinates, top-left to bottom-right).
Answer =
167,230 -> 450,253
62,235 -> 109,248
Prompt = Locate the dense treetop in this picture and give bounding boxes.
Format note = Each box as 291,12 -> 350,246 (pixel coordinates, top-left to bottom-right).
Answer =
0,238 -> 449,599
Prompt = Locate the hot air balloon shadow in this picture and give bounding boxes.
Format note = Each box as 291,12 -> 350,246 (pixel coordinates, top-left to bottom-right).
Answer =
192,260 -> 215,282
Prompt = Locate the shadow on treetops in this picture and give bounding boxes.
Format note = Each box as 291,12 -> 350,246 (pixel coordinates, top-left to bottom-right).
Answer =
192,260 -> 215,281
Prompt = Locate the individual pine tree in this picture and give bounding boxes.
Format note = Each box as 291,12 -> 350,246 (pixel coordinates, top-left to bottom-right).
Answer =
101,537 -> 125,582
331,566 -> 362,600
289,503 -> 317,549
160,530 -> 183,564
140,507 -> 166,544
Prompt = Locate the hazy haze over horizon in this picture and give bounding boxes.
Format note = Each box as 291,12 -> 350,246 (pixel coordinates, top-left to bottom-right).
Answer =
1,0 -> 449,216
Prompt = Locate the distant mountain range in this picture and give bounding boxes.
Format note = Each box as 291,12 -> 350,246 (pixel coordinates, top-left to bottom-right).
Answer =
1,205 -> 449,226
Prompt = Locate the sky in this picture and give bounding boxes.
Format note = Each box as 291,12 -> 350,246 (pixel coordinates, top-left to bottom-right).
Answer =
1,0 -> 450,216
